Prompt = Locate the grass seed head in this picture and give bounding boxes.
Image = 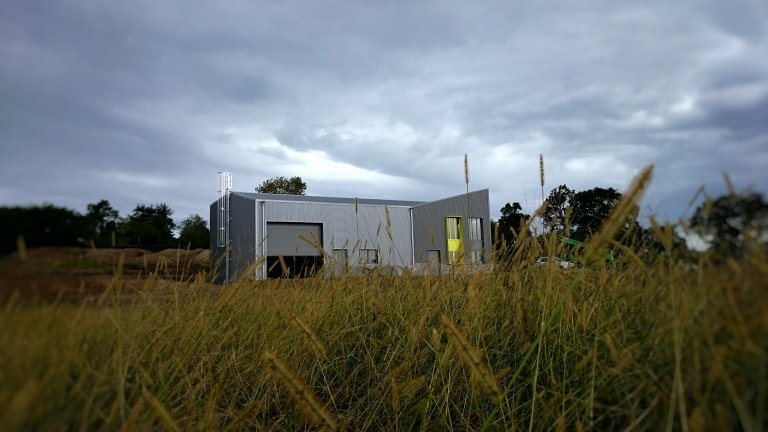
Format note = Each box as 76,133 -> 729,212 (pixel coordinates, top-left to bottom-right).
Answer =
261,351 -> 338,431
464,154 -> 469,185
587,164 -> 654,259
441,315 -> 502,404
291,315 -> 327,358
15,235 -> 27,261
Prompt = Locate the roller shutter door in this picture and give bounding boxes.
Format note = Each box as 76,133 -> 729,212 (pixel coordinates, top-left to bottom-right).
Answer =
267,223 -> 323,256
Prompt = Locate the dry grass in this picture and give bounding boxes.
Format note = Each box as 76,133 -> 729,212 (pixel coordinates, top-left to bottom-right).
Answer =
1,246 -> 765,430
1,168 -> 766,430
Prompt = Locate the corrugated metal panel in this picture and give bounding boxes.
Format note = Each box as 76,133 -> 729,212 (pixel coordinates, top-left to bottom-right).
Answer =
412,189 -> 491,264
209,194 -> 255,283
208,194 -> 255,282
230,194 -> 256,279
209,201 -> 224,283
267,223 -> 322,256
263,201 -> 414,267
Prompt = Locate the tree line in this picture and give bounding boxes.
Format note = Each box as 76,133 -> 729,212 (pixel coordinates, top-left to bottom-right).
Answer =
0,200 -> 210,254
495,185 -> 768,260
3,175 -> 764,260
0,174 -> 306,255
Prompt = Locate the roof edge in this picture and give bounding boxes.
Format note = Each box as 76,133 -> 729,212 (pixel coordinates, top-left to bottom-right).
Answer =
411,188 -> 489,208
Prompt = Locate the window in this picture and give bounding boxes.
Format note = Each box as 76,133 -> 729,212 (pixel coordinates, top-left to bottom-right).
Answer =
332,248 -> 348,264
468,218 -> 482,241
446,217 -> 463,265
468,217 -> 484,264
446,217 -> 461,240
361,248 -> 378,265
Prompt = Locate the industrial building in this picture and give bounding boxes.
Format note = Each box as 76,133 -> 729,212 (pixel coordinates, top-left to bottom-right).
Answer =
210,173 -> 491,282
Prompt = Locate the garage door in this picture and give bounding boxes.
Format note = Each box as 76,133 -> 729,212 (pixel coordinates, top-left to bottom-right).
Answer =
266,223 -> 323,256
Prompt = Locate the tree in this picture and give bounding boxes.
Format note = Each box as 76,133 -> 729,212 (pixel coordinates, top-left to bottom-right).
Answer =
256,176 -> 307,195
618,221 -> 689,264
496,202 -> 530,251
120,203 -> 176,249
570,187 -> 623,241
543,185 -> 575,235
86,199 -> 119,246
178,214 -> 210,249
690,191 -> 768,258
0,205 -> 89,254
543,185 -> 630,241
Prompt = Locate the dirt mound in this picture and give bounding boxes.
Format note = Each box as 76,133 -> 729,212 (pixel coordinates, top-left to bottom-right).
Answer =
193,249 -> 211,265
139,248 -> 201,261
83,248 -> 151,261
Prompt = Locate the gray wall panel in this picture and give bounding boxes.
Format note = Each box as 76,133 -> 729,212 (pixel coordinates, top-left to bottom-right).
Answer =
412,189 -> 491,264
209,201 -> 225,283
229,193 -> 256,281
262,201 -> 414,267
209,195 -> 255,283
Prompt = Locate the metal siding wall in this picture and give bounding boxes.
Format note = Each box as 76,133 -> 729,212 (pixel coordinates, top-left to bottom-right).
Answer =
229,194 -> 256,281
209,200 -> 225,284
482,191 -> 492,261
264,201 -> 413,267
412,190 -> 491,264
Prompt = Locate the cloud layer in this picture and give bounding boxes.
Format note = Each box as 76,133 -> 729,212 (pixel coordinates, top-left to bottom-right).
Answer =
2,0 -> 767,224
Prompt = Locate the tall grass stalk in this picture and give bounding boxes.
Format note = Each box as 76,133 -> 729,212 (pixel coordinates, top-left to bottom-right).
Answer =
539,154 -> 545,204
465,153 -> 470,265
441,315 -> 502,404
262,351 -> 338,431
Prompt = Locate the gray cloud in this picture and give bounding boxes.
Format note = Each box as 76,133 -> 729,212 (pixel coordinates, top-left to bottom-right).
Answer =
1,0 -> 766,225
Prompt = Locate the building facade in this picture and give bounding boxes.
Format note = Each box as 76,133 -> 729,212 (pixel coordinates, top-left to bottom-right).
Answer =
210,189 -> 491,282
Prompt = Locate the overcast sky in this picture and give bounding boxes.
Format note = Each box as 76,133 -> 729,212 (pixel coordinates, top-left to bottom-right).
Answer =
1,0 -> 767,226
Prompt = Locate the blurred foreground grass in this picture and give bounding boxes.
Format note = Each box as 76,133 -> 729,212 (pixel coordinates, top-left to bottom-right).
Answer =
1,239 -> 766,431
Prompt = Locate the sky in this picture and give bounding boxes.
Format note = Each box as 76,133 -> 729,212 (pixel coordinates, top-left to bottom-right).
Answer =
1,0 -> 767,227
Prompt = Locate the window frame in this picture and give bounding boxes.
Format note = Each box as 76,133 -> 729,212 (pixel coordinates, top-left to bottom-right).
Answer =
332,248 -> 348,264
468,217 -> 484,264
360,248 -> 379,265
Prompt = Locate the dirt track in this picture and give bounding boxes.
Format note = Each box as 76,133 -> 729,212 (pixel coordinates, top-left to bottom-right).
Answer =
0,247 -> 210,303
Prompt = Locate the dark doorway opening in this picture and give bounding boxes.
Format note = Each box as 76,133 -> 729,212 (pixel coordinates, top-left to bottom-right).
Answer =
266,256 -> 324,278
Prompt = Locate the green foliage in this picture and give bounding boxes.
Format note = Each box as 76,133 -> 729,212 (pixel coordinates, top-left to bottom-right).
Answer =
691,191 -> 768,258
618,220 -> 688,260
256,176 -> 307,195
85,199 -> 120,247
178,214 -> 210,249
495,202 -> 530,252
543,185 -> 631,242
120,203 -> 176,250
1,200 -> 211,253
542,184 -> 575,234
0,205 -> 89,254
570,187 -> 623,240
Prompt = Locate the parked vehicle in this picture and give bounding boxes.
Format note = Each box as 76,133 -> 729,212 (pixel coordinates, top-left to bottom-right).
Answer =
536,256 -> 574,269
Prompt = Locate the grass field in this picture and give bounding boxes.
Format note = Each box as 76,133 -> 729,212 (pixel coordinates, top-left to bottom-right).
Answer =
1,234 -> 766,431
1,165 -> 767,430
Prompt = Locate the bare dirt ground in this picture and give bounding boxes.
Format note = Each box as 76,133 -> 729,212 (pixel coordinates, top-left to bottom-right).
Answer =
0,247 -> 210,303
